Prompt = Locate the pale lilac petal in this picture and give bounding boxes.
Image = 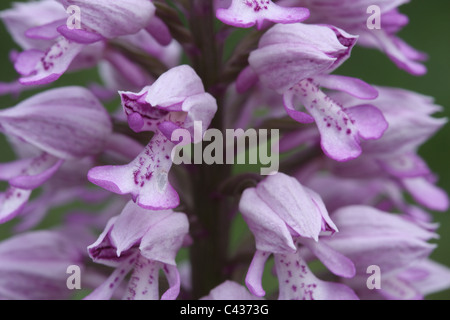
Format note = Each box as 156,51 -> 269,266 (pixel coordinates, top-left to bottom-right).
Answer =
88,131 -> 180,210
378,153 -> 430,178
0,187 -> 32,223
379,276 -> 423,300
249,23 -> 358,93
360,30 -> 427,76
18,37 -> 85,85
14,49 -> 45,76
245,250 -> 271,297
324,205 -> 437,275
303,187 -> 338,233
122,256 -> 161,300
84,255 -> 137,300
146,16 -> 172,46
284,80 -> 388,161
139,211 -> 189,266
57,25 -> 105,44
283,90 -> 315,124
256,173 -> 324,241
57,0 -> 155,39
274,252 -> 358,300
345,104 -> 388,140
409,260 -> 450,296
0,86 -> 112,159
331,205 -> 437,241
401,177 -> 449,212
239,188 -> 297,253
88,217 -> 135,267
313,74 -> 379,100
9,155 -> 63,190
182,93 -> 218,140
202,280 -> 263,300
161,264 -> 181,300
145,65 -> 206,108
298,238 -> 355,278
236,66 -> 259,94
0,0 -> 67,50
285,81 -> 361,161
0,230 -> 83,300
249,43 -> 336,93
216,0 -> 309,29
25,19 -> 66,40
110,201 -> 169,256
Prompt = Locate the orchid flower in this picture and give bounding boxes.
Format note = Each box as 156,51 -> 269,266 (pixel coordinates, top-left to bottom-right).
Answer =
88,65 -> 217,210
239,173 -> 358,299
85,200 -> 189,300
239,23 -> 388,161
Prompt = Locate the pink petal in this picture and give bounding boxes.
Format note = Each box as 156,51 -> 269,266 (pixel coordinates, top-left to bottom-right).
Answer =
88,131 -> 180,210
216,0 -> 309,29
274,252 -> 358,300
18,37 -> 85,85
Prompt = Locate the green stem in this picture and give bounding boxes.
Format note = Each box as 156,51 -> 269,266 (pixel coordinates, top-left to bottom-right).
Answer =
187,0 -> 233,299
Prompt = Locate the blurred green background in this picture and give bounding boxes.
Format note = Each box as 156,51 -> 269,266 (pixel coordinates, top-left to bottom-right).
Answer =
0,0 -> 449,299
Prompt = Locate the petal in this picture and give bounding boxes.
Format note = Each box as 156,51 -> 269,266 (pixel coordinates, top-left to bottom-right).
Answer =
57,0 -> 155,39
378,153 -> 430,178
274,252 -> 359,300
285,80 -> 386,161
360,30 -> 427,76
202,280 -> 263,300
255,172 -> 325,241
161,264 -> 181,300
304,187 -> 338,233
401,177 -> 449,212
331,205 -> 438,241
145,16 -> 172,47
216,0 -> 309,29
283,90 -> 315,124
249,43 -> 336,93
9,154 -> 63,190
122,256 -> 161,300
0,0 -> 67,50
409,260 -> 450,296
181,93 -> 218,140
236,66 -> 259,94
380,276 -> 423,300
145,65 -> 206,108
88,131 -> 180,210
0,86 -> 112,159
25,19 -> 66,40
14,49 -> 45,76
111,201 -> 171,256
0,187 -> 31,224
239,188 -> 297,253
0,229 -> 83,301
325,206 -> 437,275
245,250 -> 271,297
18,37 -> 85,85
345,104 -> 388,140
139,211 -> 189,266
84,254 -> 137,300
0,230 -> 82,300
314,74 -> 379,100
88,217 -> 121,266
57,25 -> 105,44
298,238 -> 355,278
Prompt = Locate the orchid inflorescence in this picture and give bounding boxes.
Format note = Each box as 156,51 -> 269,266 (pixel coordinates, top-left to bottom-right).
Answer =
0,0 -> 448,301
